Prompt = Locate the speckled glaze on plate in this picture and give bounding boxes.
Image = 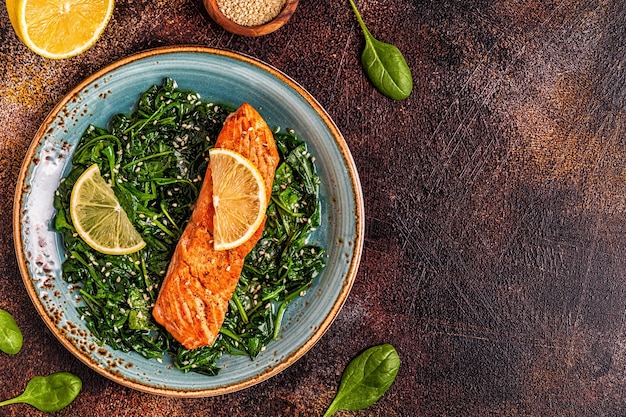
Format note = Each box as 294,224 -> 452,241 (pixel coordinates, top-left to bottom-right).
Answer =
13,46 -> 364,397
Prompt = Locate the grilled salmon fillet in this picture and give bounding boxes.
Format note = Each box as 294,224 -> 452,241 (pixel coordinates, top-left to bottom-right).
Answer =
152,103 -> 279,349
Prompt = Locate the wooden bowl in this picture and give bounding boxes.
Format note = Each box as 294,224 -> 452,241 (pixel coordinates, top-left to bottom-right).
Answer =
203,0 -> 299,37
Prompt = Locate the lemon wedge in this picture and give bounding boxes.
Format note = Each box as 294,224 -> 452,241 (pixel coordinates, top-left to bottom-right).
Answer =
70,164 -> 145,255
210,148 -> 267,251
6,0 -> 114,59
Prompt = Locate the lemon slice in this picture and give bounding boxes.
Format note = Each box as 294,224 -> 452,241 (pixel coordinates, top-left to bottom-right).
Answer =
70,164 -> 145,255
210,148 -> 267,251
6,0 -> 114,60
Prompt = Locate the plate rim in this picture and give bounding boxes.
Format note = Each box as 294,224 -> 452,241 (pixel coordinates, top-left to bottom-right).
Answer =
12,45 -> 365,397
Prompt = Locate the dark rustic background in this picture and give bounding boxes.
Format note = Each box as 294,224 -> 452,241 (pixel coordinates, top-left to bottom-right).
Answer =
1,0 -> 626,416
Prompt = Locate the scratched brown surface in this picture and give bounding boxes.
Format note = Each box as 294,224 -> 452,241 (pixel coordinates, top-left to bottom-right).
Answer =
1,0 -> 626,416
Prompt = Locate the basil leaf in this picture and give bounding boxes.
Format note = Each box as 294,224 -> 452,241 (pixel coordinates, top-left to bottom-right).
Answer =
349,0 -> 413,100
323,344 -> 401,416
0,309 -> 23,355
0,372 -> 82,412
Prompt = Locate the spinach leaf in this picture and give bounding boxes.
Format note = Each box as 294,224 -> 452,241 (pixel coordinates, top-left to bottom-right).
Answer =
348,0 -> 413,100
0,372 -> 82,412
0,309 -> 23,355
323,344 -> 400,416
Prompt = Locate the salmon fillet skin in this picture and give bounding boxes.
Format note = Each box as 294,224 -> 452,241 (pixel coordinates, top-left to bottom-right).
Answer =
152,103 -> 280,350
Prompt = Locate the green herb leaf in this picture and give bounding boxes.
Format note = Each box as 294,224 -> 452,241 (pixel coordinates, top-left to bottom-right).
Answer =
323,344 -> 400,417
0,372 -> 82,412
348,0 -> 413,100
0,309 -> 23,355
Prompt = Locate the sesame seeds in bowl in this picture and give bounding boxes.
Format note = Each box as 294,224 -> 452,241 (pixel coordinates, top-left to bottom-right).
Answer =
203,0 -> 298,37
219,0 -> 285,26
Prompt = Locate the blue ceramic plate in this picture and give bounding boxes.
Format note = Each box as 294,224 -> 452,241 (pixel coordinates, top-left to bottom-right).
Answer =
13,46 -> 364,397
